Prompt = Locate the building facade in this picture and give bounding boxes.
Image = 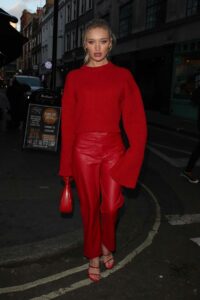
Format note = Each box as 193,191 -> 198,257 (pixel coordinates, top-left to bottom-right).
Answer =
19,0 -> 200,120
94,0 -> 200,119
62,0 -> 94,72
20,9 -> 43,75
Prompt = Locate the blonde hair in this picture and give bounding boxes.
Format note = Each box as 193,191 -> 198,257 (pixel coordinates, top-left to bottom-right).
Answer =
82,18 -> 116,65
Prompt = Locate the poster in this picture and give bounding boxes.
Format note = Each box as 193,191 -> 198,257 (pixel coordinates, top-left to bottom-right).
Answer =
23,104 -> 61,151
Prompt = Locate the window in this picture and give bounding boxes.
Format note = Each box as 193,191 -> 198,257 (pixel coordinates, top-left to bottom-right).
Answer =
72,0 -> 77,20
66,32 -> 71,50
86,0 -> 93,10
173,40 -> 200,101
186,0 -> 200,16
146,0 -> 167,29
79,0 -> 86,15
78,25 -> 84,47
66,3 -> 71,23
119,2 -> 132,38
71,30 -> 76,49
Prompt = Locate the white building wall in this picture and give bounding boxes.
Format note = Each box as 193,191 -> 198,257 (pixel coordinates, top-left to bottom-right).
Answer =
41,7 -> 53,66
57,4 -> 65,60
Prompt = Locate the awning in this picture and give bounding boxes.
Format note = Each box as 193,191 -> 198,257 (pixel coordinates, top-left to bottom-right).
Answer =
0,8 -> 28,67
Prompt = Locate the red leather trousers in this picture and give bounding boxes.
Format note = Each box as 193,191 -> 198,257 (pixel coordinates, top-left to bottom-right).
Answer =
72,132 -> 125,259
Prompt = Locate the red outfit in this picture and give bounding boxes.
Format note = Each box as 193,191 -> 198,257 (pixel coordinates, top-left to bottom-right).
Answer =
59,61 -> 147,188
59,62 -> 147,258
73,132 -> 125,258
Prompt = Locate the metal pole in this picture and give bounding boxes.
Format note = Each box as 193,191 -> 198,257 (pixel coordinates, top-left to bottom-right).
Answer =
50,0 -> 58,91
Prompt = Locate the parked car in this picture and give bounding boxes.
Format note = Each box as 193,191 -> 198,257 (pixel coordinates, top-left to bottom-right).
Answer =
14,75 -> 43,99
5,75 -> 43,128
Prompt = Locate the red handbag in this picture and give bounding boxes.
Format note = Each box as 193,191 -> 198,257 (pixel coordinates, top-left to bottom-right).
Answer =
59,178 -> 73,213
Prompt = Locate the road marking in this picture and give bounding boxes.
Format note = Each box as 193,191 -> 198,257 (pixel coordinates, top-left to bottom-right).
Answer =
39,186 -> 49,189
0,264 -> 88,294
0,183 -> 161,298
30,183 -> 161,300
147,145 -> 200,168
148,142 -> 191,155
166,214 -> 200,225
166,214 -> 200,248
190,237 -> 200,246
147,145 -> 181,167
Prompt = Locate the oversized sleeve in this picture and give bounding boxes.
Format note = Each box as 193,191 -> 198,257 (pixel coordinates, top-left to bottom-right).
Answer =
59,71 -> 76,177
110,70 -> 147,188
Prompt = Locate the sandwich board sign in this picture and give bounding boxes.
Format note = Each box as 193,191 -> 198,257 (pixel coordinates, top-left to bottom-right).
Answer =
23,103 -> 61,152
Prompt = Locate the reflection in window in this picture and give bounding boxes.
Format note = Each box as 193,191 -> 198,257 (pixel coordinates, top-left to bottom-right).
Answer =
146,0 -> 167,29
186,0 -> 200,16
119,2 -> 132,38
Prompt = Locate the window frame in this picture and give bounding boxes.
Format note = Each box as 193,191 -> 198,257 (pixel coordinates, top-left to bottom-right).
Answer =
119,1 -> 133,38
146,0 -> 167,29
186,0 -> 200,16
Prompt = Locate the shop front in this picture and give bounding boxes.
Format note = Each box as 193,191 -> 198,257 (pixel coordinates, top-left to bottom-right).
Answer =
171,39 -> 200,121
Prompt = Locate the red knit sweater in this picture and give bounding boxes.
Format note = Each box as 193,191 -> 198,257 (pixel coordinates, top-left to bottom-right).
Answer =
59,61 -> 147,188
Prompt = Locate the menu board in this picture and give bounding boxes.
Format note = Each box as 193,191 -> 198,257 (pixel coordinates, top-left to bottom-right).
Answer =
23,104 -> 61,151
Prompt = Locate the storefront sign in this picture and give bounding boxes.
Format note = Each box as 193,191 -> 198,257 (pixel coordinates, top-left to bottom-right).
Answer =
23,104 -> 61,152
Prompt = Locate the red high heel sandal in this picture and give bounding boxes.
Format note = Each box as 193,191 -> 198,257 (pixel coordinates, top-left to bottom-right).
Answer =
103,254 -> 114,270
88,265 -> 101,282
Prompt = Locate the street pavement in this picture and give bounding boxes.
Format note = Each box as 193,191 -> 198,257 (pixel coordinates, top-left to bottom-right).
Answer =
146,110 -> 199,137
0,110 -> 198,267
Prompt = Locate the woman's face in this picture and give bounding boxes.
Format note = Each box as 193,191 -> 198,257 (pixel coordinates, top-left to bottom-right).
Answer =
84,27 -> 112,65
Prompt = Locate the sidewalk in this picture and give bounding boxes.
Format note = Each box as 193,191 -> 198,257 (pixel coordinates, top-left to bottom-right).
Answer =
0,129 -> 82,266
0,110 -> 198,267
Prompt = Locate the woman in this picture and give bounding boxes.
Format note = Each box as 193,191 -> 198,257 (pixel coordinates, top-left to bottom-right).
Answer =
59,19 -> 147,282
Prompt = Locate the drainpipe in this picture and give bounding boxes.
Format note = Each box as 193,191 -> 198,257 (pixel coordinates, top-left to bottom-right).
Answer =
50,0 -> 58,91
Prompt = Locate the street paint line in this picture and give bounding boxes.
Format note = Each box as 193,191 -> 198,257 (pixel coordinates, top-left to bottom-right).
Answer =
29,182 -> 161,300
0,183 -> 161,297
148,142 -> 191,155
147,145 -> 200,167
147,145 -> 181,167
190,237 -> 200,246
39,186 -> 49,189
0,264 -> 88,294
166,214 -> 200,225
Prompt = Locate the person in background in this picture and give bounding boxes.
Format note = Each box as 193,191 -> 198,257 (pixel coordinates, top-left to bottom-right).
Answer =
0,89 -> 10,132
59,19 -> 147,282
6,78 -> 25,129
181,80 -> 200,183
